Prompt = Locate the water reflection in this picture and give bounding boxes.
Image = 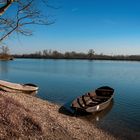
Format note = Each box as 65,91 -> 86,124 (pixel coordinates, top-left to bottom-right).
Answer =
87,60 -> 95,77
0,61 -> 9,75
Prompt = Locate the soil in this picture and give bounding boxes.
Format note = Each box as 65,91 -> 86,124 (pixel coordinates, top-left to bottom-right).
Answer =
0,91 -> 117,140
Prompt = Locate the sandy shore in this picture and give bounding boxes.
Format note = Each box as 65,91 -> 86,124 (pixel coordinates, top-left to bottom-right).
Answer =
0,91 -> 118,140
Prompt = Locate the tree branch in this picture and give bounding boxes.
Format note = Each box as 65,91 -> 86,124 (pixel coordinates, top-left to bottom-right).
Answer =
0,0 -> 14,15
0,25 -> 18,42
0,0 -> 55,42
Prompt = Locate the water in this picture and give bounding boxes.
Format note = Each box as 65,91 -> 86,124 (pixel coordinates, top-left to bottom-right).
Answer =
0,59 -> 140,138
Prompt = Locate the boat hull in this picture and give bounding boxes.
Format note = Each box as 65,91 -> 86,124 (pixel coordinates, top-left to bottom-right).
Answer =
85,96 -> 113,113
71,86 -> 114,113
0,80 -> 38,94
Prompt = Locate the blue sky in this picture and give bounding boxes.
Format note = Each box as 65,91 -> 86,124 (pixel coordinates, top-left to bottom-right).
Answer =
5,0 -> 140,54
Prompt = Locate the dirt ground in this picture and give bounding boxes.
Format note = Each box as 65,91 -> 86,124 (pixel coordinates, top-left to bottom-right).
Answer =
0,91 -> 117,140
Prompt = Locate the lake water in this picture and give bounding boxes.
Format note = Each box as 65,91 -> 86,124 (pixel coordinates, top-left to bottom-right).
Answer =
0,59 -> 140,139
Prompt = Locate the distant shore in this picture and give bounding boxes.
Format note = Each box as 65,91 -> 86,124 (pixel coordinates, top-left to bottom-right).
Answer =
13,55 -> 140,61
13,49 -> 140,61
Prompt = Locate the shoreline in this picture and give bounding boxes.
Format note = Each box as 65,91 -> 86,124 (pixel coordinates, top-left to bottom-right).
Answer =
0,91 -> 117,140
12,57 -> 140,62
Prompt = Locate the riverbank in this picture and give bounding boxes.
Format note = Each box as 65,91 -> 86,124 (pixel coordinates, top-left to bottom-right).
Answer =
0,91 -> 117,140
0,55 -> 13,60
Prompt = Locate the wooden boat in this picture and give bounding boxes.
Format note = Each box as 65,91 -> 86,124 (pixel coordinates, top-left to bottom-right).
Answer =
0,80 -> 39,93
71,86 -> 114,113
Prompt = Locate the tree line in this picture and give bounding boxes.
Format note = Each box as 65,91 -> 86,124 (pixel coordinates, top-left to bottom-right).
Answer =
13,49 -> 140,61
13,49 -> 95,59
1,46 -> 140,61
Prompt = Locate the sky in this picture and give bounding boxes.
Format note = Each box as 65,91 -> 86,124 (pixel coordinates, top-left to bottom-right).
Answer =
4,0 -> 140,55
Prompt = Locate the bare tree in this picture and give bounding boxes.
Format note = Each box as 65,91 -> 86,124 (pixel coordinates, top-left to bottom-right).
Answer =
88,49 -> 95,59
0,0 -> 55,42
0,45 -> 9,55
43,49 -> 48,56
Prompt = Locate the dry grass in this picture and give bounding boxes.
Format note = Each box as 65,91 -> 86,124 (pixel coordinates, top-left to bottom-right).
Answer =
0,91 -> 117,140
0,93 -> 44,139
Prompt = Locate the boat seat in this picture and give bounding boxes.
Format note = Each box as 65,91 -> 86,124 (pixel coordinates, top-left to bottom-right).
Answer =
87,93 -> 103,102
86,102 -> 98,107
77,98 -> 86,108
81,95 -> 100,108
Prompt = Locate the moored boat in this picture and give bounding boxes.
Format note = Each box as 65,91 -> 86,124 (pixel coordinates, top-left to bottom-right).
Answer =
71,86 -> 114,113
0,80 -> 39,93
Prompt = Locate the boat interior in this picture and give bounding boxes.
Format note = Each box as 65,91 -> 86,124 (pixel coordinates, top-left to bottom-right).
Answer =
71,86 -> 114,109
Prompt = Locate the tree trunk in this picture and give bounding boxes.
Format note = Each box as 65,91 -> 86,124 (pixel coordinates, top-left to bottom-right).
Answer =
0,0 -> 13,15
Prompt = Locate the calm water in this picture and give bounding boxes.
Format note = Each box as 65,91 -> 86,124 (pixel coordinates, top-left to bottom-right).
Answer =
0,59 -> 140,138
